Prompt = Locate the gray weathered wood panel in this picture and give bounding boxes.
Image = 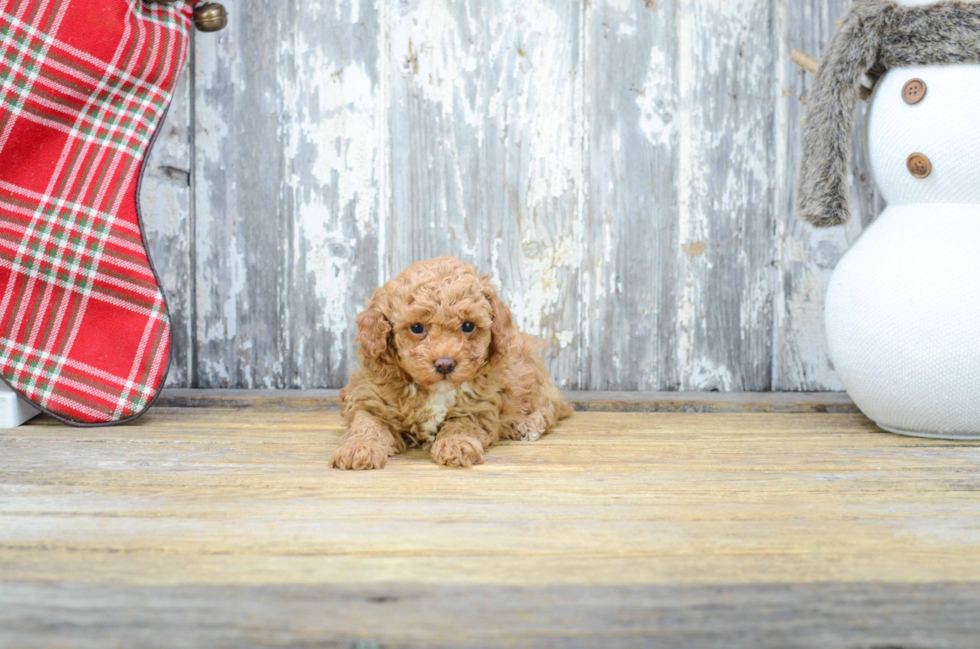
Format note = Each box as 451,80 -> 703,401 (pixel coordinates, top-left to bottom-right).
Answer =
387,0 -> 583,387
671,0 -> 777,391
193,1 -> 289,388
190,0 -> 385,389
6,582 -> 980,648
141,69 -> 193,387
143,0 -> 871,390
581,0 -> 677,391
771,0 -> 880,391
277,0 -> 386,389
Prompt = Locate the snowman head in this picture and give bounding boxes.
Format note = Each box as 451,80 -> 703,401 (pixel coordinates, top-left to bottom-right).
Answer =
798,0 -> 980,227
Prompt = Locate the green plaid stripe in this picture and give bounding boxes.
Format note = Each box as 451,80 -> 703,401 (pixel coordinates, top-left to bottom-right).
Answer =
0,336 -> 159,418
17,203 -> 111,292
0,179 -> 144,237
0,193 -> 164,295
137,4 -> 183,32
0,12 -> 172,158
0,0 -> 59,145
0,336 -> 159,400
0,340 -> 59,401
23,3 -> 168,414
112,296 -> 167,418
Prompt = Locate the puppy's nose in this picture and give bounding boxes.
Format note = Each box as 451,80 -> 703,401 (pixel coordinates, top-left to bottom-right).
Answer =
433,357 -> 456,376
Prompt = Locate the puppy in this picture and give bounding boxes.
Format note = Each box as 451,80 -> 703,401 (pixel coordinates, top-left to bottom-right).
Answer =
332,256 -> 571,470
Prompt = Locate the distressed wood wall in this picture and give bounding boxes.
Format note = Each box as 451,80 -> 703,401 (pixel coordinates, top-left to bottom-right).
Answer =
141,0 -> 878,391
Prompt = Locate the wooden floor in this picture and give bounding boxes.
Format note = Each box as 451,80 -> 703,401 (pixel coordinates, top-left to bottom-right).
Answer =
2,394 -> 980,647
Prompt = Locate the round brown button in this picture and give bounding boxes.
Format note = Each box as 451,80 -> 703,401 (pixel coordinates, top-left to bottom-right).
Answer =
902,79 -> 927,105
907,153 -> 932,179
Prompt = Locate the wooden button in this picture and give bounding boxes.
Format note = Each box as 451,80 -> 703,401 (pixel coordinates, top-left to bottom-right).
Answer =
902,79 -> 926,104
907,153 -> 932,179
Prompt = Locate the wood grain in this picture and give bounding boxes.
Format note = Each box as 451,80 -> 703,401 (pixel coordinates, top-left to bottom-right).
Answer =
152,389 -> 860,413
2,405 -> 980,645
673,0 -> 777,391
193,1 -> 290,388
146,0 -> 880,391
279,0 -> 386,389
581,0 -> 677,390
4,582 -> 980,648
387,0 -> 583,386
141,69 -> 193,387
772,0 -> 883,390
190,0 -> 385,389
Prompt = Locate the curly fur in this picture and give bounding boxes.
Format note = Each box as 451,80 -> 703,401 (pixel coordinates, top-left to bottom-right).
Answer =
332,256 -> 572,470
799,0 -> 980,227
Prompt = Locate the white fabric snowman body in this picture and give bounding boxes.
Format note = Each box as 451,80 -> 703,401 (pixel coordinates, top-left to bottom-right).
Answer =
826,0 -> 980,438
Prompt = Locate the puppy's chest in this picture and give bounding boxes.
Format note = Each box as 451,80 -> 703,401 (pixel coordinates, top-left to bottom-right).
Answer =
407,389 -> 458,441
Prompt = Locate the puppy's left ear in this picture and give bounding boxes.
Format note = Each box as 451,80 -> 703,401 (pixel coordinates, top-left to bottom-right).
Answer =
482,278 -> 516,358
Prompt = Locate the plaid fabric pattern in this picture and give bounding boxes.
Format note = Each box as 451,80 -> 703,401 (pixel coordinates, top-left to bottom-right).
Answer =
0,0 -> 192,424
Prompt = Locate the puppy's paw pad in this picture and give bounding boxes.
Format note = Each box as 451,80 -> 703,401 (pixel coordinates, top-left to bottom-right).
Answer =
331,443 -> 388,470
514,414 -> 546,441
431,436 -> 484,468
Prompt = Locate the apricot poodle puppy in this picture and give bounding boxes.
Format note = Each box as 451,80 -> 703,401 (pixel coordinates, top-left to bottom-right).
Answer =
332,256 -> 571,470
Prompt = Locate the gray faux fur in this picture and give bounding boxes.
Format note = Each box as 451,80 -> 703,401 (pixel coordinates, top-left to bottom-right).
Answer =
799,0 -> 980,227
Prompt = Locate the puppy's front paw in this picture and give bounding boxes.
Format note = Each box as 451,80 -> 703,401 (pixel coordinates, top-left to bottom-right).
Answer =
513,412 -> 546,441
331,442 -> 387,470
431,436 -> 484,468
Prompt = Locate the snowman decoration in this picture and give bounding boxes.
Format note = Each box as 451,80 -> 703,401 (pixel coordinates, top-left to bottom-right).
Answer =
795,0 -> 980,439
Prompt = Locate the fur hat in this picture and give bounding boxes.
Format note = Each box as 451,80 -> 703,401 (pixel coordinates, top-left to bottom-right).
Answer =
799,0 -> 980,227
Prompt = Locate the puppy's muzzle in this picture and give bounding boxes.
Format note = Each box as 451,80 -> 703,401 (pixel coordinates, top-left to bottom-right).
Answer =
433,357 -> 456,376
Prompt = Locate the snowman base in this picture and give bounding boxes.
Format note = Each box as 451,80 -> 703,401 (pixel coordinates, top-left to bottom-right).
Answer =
876,423 -> 980,441
826,204 -> 980,440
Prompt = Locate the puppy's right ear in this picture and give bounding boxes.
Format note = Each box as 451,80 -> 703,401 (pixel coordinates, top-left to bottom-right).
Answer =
355,290 -> 391,360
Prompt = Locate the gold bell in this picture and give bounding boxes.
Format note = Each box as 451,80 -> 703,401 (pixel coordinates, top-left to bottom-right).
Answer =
193,2 -> 228,32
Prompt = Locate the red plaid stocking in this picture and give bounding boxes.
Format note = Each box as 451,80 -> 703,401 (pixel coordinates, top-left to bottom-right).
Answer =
0,0 -> 193,424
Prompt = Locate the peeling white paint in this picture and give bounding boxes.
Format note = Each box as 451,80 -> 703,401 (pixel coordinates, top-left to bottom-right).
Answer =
173,0 -> 843,392
636,43 -> 673,147
281,14 -> 382,365
556,330 -> 574,349
688,358 -> 735,392
389,0 -> 481,131
514,235 -> 576,338
306,62 -> 379,237
675,0 -> 700,384
618,23 -> 637,37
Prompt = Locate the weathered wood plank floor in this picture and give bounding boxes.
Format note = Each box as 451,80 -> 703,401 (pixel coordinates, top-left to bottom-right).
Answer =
2,395 -> 979,647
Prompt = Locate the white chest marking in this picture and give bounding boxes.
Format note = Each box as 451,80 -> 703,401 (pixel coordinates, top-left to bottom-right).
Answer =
420,388 -> 457,439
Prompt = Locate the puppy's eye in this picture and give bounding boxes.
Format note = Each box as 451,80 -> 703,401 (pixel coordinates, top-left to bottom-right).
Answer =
409,323 -> 426,335
461,322 -> 475,333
